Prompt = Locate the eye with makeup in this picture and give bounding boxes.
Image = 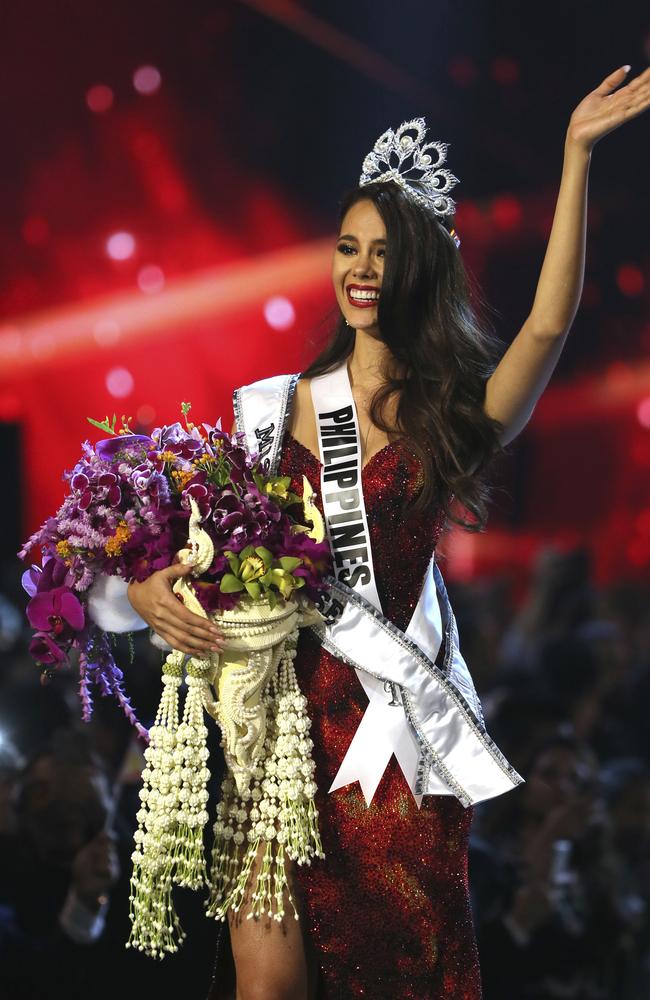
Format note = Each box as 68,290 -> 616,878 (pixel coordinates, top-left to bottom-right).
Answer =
336,242 -> 386,258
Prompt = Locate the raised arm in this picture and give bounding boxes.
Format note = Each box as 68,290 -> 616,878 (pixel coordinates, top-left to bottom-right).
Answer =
484,64 -> 650,447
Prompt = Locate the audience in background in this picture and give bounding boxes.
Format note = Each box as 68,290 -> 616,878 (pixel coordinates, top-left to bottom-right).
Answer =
0,546 -> 648,998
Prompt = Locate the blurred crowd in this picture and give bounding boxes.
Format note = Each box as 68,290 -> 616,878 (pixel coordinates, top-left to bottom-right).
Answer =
0,545 -> 648,999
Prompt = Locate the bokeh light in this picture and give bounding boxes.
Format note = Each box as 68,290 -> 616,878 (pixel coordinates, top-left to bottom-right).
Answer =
137,265 -> 166,294
616,264 -> 644,298
106,367 -> 135,398
490,195 -> 523,231
86,84 -> 114,113
636,396 -> 650,429
448,55 -> 478,87
136,403 -> 156,426
133,65 -> 162,95
263,295 -> 295,331
491,57 -> 520,86
106,232 -> 136,261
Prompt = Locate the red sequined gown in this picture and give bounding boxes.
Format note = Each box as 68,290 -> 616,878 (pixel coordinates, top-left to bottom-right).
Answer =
209,430 -> 483,1000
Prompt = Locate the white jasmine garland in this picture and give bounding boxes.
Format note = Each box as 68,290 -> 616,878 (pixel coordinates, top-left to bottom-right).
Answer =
207,631 -> 323,924
125,497 -> 326,958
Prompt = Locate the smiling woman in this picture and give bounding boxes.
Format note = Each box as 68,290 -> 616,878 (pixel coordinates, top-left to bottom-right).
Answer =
306,179 -> 508,530
198,119 -> 523,1000
121,69 -> 650,997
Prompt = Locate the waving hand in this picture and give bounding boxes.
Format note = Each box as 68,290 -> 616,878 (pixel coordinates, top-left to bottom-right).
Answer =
568,64 -> 650,152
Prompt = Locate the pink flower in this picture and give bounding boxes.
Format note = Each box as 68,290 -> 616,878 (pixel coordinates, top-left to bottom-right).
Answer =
28,632 -> 67,664
27,586 -> 85,638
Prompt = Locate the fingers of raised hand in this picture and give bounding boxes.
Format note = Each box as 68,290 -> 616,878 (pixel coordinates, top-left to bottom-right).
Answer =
595,65 -> 632,95
609,66 -> 650,109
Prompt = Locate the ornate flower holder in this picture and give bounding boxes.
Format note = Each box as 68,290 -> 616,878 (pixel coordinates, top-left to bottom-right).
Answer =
127,498 -> 325,958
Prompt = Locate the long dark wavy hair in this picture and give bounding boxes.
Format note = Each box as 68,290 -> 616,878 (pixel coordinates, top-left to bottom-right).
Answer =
301,180 -> 508,532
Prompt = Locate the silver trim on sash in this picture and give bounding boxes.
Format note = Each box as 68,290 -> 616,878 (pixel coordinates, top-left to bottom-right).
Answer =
232,369 -> 525,808
312,571 -> 524,806
233,372 -> 300,473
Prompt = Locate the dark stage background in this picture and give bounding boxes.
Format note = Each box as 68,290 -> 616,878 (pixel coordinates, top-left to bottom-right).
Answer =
0,3 -> 649,998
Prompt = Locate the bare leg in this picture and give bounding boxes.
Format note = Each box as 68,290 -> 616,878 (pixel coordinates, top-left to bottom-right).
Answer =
228,841 -> 318,1000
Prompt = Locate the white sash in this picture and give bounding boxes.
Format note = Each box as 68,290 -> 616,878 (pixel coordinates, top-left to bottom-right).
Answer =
234,368 -> 524,809
309,364 -> 425,805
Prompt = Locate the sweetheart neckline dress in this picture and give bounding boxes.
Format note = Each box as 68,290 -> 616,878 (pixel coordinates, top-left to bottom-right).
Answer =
208,428 -> 483,999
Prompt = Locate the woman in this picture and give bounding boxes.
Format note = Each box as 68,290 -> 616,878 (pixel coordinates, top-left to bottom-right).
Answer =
126,66 -> 650,999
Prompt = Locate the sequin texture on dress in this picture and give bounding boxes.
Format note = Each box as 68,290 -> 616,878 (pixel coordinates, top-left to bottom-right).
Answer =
209,429 -> 483,1000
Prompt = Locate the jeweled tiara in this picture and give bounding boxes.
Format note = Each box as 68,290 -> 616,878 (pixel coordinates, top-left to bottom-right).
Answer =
359,117 -> 461,248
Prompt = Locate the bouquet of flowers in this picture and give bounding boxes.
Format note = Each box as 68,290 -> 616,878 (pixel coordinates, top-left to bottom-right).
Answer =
19,405 -> 332,957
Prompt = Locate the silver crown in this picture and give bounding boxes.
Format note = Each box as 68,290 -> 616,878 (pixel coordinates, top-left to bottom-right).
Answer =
359,118 -> 461,244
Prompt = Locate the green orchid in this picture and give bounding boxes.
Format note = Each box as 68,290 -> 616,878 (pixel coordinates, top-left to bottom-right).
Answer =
252,472 -> 302,508
219,545 -> 305,605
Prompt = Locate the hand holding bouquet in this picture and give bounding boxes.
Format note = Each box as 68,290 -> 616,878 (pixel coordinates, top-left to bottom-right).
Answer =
19,405 -> 332,956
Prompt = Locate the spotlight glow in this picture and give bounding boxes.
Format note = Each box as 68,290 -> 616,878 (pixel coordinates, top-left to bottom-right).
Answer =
30,333 -> 56,359
133,66 -> 162,95
106,367 -> 134,399
0,327 -> 24,357
106,232 -> 136,261
263,296 -> 295,331
93,318 -> 122,347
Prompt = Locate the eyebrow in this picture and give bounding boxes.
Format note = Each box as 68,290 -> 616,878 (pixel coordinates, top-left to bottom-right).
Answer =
337,233 -> 386,244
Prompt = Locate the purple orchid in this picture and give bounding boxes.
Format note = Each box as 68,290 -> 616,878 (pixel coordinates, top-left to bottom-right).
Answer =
70,470 -> 121,510
131,462 -> 161,495
29,632 -> 67,665
22,565 -> 41,597
151,422 -> 187,449
19,405 -> 333,743
27,585 -> 85,639
23,555 -> 72,596
95,434 -> 154,461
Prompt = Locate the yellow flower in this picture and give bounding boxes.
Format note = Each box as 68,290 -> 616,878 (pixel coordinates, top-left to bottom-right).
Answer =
159,450 -> 177,464
240,554 -> 266,583
56,540 -> 72,560
104,520 -> 131,557
171,469 -> 194,489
